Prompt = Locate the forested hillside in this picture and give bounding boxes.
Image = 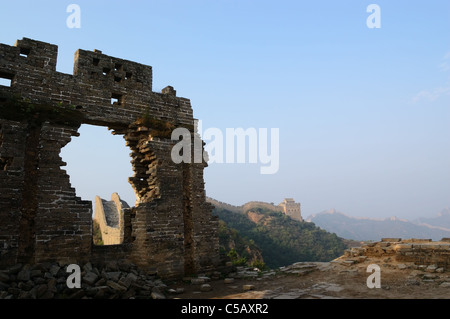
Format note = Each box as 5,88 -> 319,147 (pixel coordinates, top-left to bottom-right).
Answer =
213,206 -> 348,269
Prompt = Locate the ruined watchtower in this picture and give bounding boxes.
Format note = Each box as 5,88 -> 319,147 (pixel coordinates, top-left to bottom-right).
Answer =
0,38 -> 220,277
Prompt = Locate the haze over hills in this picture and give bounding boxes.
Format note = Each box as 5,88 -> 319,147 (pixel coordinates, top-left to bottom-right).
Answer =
209,197 -> 450,243
306,208 -> 450,241
414,207 -> 450,229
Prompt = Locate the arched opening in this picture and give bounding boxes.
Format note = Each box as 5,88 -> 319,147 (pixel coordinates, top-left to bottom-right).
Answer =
60,124 -> 137,246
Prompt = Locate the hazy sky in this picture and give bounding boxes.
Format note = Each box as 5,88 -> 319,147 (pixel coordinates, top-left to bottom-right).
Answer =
1,1 -> 449,220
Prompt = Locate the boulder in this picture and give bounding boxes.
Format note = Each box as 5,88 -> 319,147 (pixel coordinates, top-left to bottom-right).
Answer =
200,284 -> 212,292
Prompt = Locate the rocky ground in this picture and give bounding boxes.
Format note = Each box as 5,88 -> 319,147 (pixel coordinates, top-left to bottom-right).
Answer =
167,256 -> 450,299
2,254 -> 450,299
0,260 -> 168,299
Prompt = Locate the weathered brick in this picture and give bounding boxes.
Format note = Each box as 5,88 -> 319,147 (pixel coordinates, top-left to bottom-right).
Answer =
0,38 -> 220,278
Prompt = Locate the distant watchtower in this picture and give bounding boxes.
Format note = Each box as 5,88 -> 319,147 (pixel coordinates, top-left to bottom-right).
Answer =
279,198 -> 302,222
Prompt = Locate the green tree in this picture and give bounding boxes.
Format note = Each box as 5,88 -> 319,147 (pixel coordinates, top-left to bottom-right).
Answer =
213,207 -> 349,268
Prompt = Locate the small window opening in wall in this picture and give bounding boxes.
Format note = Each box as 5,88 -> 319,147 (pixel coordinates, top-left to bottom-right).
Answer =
19,47 -> 31,58
114,63 -> 122,72
125,72 -> 132,80
93,57 -> 100,66
111,93 -> 123,106
0,73 -> 14,87
114,76 -> 122,83
103,67 -> 111,76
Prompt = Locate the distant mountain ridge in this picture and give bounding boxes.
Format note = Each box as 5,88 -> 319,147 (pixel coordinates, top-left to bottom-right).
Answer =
306,208 -> 450,241
208,197 -> 450,248
414,207 -> 450,229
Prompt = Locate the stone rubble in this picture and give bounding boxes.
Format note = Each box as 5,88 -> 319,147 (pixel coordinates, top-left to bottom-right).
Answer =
6,238 -> 450,299
0,260 -> 169,299
174,240 -> 450,299
340,238 -> 450,269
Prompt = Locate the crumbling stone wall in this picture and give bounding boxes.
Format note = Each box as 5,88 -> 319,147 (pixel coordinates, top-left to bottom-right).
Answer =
0,38 -> 220,278
206,197 -> 303,222
93,193 -> 128,245
344,238 -> 450,269
242,201 -> 284,214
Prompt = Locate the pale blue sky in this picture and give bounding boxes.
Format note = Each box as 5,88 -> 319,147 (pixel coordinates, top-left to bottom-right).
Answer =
1,1 -> 449,219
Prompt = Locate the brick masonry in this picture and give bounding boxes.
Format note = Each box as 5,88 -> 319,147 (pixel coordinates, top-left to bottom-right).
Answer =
0,38 -> 220,278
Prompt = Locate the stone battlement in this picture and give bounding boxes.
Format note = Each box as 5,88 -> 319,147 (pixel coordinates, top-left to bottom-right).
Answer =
0,38 -> 192,127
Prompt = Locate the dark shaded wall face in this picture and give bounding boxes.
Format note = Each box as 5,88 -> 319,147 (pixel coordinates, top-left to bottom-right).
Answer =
0,38 -> 220,278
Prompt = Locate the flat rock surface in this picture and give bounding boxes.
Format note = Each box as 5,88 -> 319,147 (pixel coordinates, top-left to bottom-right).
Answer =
167,258 -> 450,299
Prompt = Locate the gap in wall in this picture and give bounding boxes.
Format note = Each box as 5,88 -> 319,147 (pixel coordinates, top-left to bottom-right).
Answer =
60,124 -> 137,212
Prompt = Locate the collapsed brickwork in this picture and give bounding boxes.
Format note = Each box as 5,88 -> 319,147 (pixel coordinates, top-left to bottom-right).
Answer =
343,238 -> 450,269
0,37 -> 220,278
